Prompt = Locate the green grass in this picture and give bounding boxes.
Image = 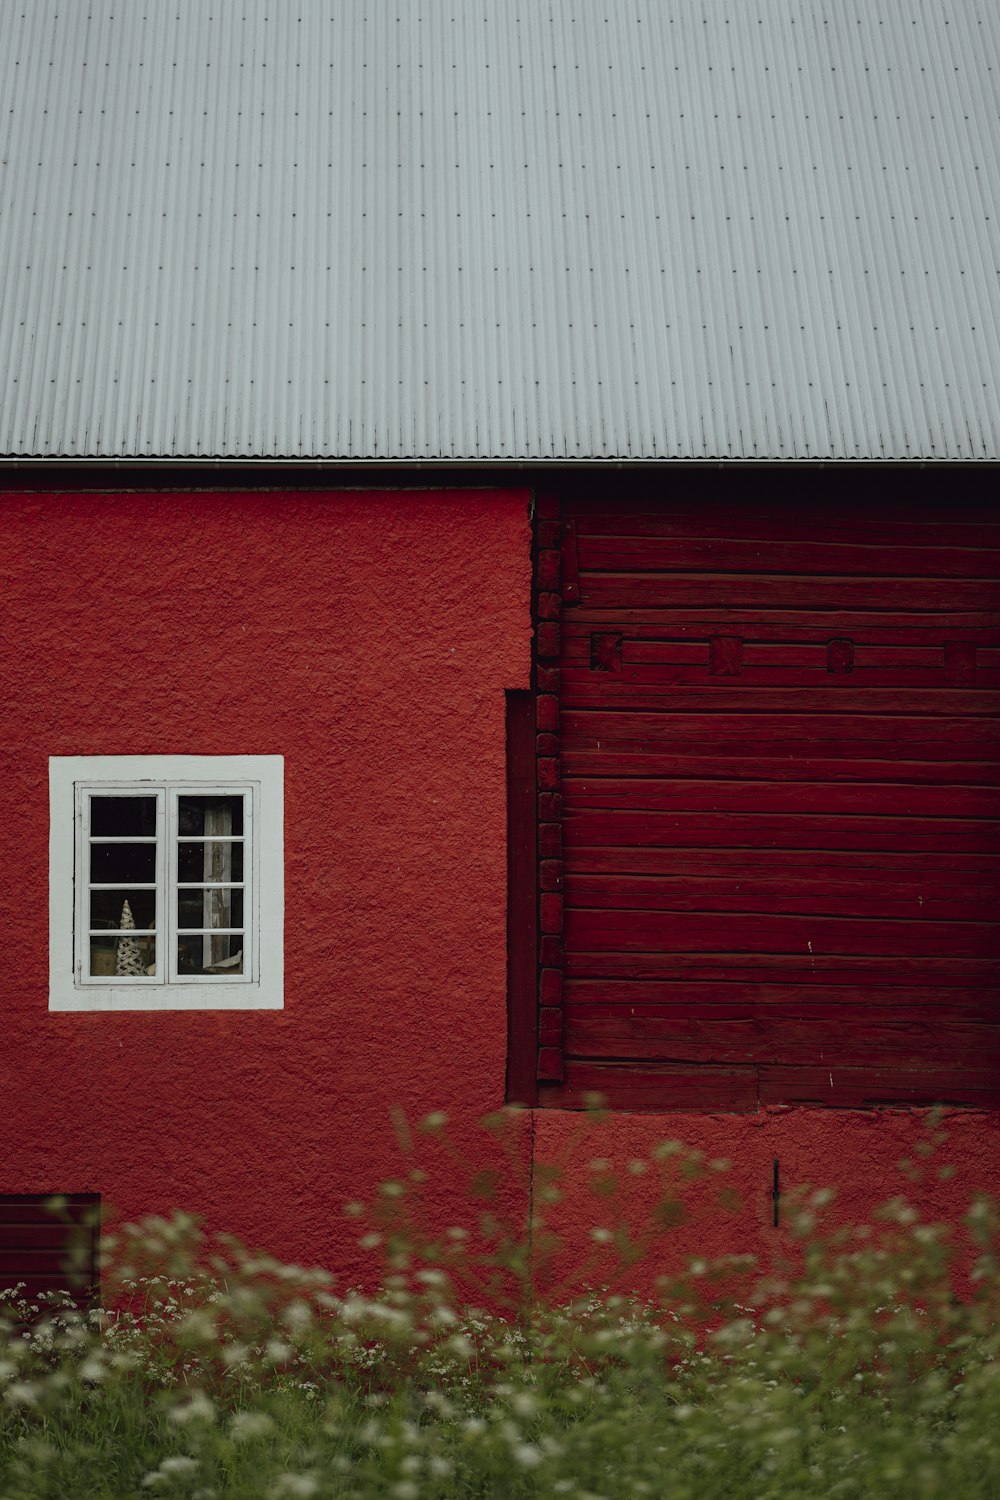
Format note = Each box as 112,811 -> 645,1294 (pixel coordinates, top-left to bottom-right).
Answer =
2,1117 -> 998,1500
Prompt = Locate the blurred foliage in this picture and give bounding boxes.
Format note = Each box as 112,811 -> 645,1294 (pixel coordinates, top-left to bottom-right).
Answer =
1,1113 -> 998,1499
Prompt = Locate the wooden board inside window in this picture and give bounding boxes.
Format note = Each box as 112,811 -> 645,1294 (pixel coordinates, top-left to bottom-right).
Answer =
541,496 -> 1000,1111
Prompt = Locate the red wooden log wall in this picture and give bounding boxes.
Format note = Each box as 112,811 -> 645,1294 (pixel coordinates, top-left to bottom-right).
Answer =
537,496 -> 1000,1111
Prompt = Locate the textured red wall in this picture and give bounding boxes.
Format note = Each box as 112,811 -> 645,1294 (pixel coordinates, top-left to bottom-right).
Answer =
533,1107 -> 1000,1297
1,486 -> 997,1290
0,488 -> 533,1278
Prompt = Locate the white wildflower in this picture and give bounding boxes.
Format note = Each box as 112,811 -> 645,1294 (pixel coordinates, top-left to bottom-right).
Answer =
270,1477 -> 319,1499
160,1457 -> 200,1476
230,1411 -> 275,1442
167,1391 -> 216,1426
512,1443 -> 542,1468
415,1269 -> 447,1287
4,1382 -> 39,1406
280,1300 -> 312,1334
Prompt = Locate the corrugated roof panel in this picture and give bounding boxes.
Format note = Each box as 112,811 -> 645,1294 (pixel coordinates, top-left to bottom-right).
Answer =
0,1 -> 997,460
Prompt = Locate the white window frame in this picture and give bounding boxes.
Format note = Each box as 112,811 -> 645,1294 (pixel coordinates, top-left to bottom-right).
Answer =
49,756 -> 283,1011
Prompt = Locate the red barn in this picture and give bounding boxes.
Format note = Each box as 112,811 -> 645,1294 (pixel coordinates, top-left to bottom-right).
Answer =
1,3 -> 998,1298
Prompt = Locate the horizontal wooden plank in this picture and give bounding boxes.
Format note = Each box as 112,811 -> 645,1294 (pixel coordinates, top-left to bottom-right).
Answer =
563,873 -> 998,923
563,809 -> 1000,853
561,710 -> 1000,751
539,1060 -> 999,1111
578,575 -> 1000,612
0,1225 -> 81,1251
564,848 -> 1000,879
562,749 -> 1000,786
566,508 -> 1000,550
758,1065 -> 1000,1109
540,1062 -> 759,1112
564,1013 -> 1000,1068
563,953 -> 999,985
560,676 -> 1000,717
0,1199 -> 98,1226
563,611 -> 1000,644
0,1250 -> 89,1276
577,536 -> 1000,579
594,664 -> 1000,689
620,642 -> 952,669
564,910 -> 1000,959
562,632 -> 1000,685
565,982 -> 999,1016
560,648 -> 1000,687
562,777 -> 999,819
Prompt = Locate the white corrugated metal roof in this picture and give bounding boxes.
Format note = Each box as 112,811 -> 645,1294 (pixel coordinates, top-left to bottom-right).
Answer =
1,2 -> 998,461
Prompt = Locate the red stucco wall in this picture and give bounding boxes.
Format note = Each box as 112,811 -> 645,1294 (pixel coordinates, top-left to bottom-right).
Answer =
532,1107 -> 1000,1299
0,488 -> 533,1280
1,485 -> 997,1291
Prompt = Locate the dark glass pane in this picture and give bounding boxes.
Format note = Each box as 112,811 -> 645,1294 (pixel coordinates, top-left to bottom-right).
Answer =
89,843 -> 156,885
177,934 -> 244,976
178,795 -> 244,838
177,888 -> 244,931
177,839 -> 244,884
89,889 -> 156,932
90,796 -> 156,838
89,934 -> 156,979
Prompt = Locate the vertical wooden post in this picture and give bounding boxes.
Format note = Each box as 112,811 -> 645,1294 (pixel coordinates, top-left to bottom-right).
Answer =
534,493 -> 565,1086
506,689 -> 538,1107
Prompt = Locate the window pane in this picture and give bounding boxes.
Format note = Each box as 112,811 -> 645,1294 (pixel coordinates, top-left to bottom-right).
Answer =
89,934 -> 156,978
89,889 -> 156,932
177,840 -> 244,883
178,934 -> 244,976
89,842 -> 156,884
177,888 -> 244,931
90,796 -> 157,837
178,795 -> 244,838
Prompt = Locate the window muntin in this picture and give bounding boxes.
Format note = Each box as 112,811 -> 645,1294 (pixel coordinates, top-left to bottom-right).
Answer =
50,756 -> 282,1011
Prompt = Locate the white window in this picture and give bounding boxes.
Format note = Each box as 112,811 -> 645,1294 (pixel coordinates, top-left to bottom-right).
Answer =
49,756 -> 283,1011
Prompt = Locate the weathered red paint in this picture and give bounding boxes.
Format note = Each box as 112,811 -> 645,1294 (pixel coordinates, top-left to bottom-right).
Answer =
0,488 -> 533,1280
550,497 -> 1000,1112
0,486 -> 998,1291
